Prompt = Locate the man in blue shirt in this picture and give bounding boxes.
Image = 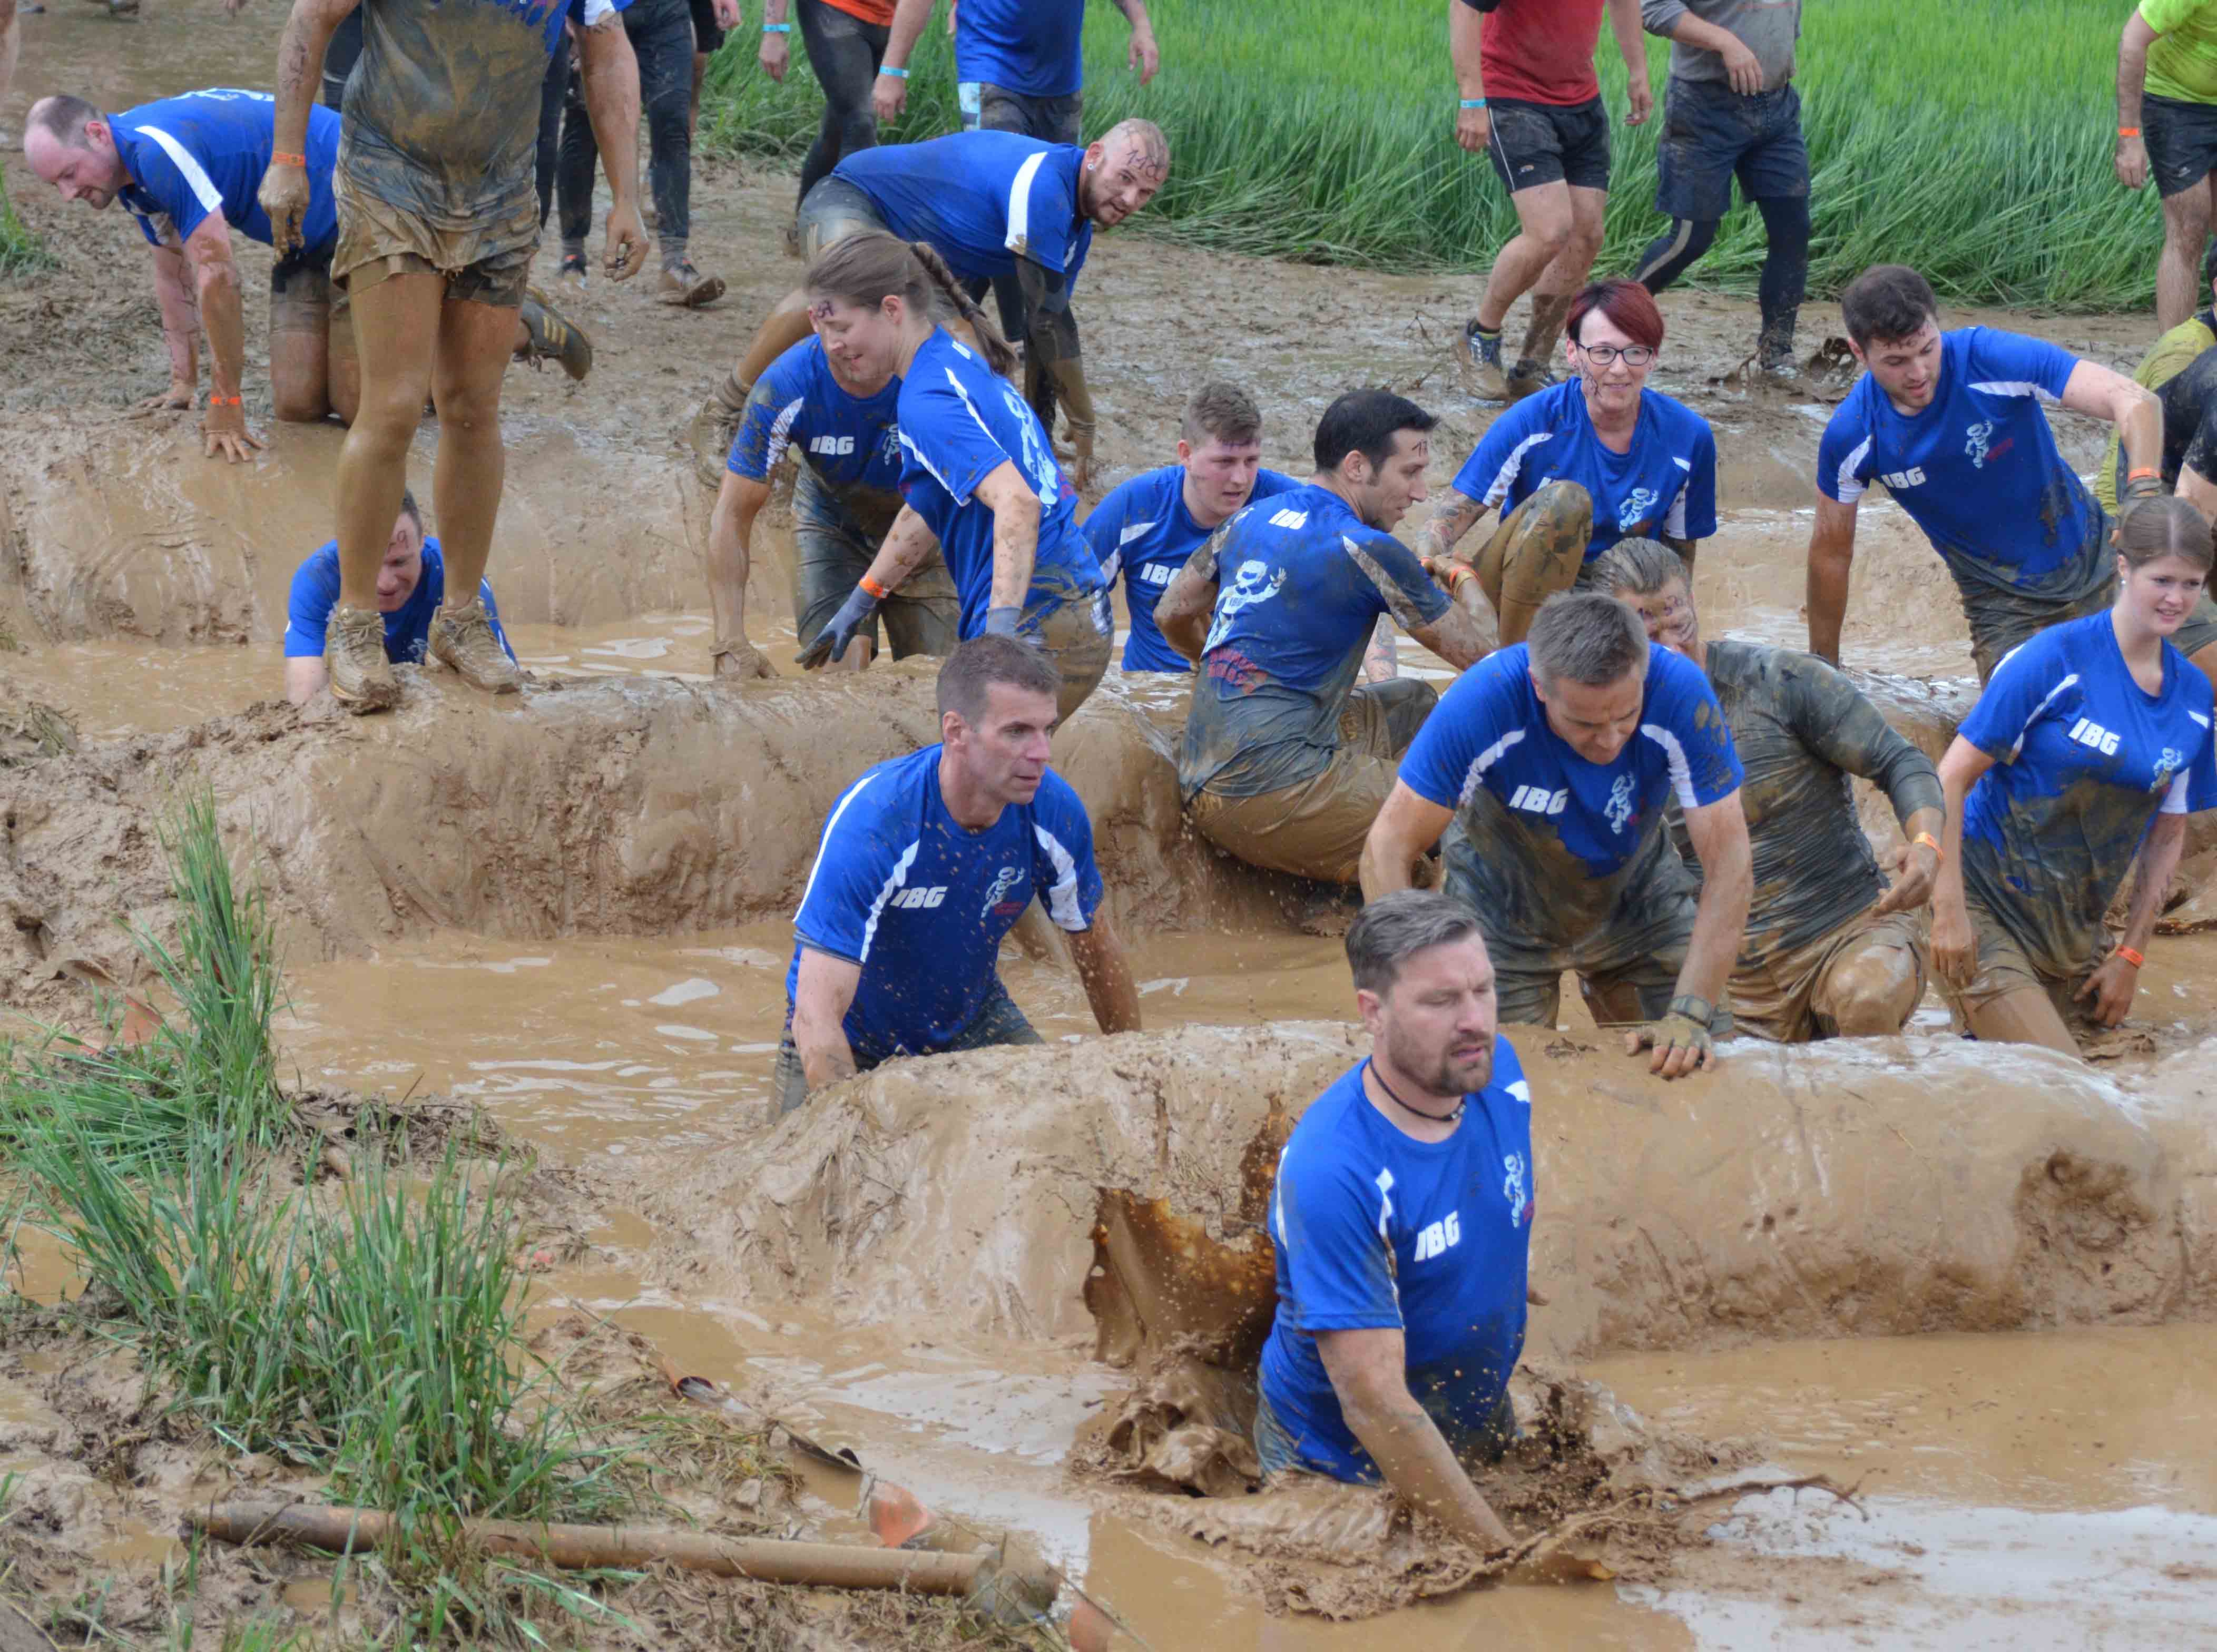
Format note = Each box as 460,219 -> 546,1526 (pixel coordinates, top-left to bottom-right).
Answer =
1809,262 -> 2217,684
1363,591 -> 1751,1079
281,490 -> 514,702
1081,382 -> 1301,673
1255,889 -> 1528,1557
1152,390 -> 1491,887
871,0 -> 1160,148
779,634 -> 1142,1112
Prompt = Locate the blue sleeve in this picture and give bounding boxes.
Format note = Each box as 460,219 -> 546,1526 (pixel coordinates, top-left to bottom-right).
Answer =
793,777 -> 900,964
1352,530 -> 1453,629
1679,418 -> 1718,540
126,143 -> 215,243
1080,481 -> 1135,585
281,547 -> 341,657
1957,630 -> 2068,764
477,582 -> 517,663
1967,327 -> 2078,400
1031,774 -> 1105,931
906,376 -> 1016,506
1656,652 -> 1743,806
1815,402 -> 1873,505
728,369 -> 795,482
1015,160 -> 1081,276
1450,398 -> 1539,507
1399,663 -> 1512,810
1251,469 -> 1304,503
1273,1146 -> 1404,1334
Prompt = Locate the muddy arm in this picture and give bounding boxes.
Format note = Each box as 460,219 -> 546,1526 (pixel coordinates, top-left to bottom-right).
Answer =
1066,914 -> 1141,1035
1676,790 -> 1751,1013
263,0 -> 355,251
855,505 -> 944,599
2085,809 -> 2183,1025
1804,494 -> 1858,665
973,461 -> 1042,622
147,244 -> 200,399
1928,736 -> 1997,989
1156,519 -> 1229,662
182,216 -> 246,411
792,948 -> 862,1092
1406,602 -> 1491,671
1317,1328 -> 1514,1553
1412,489 -> 1487,567
2063,360 -> 2161,476
1360,783 -> 1454,900
285,657 -> 327,704
1661,534 -> 1697,576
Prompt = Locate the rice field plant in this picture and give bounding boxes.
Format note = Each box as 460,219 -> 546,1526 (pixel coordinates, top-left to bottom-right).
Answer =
699,0 -> 2163,311
0,194 -> 55,279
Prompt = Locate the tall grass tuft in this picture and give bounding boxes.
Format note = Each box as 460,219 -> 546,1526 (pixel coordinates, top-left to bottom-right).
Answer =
699,0 -> 2164,312
0,194 -> 55,279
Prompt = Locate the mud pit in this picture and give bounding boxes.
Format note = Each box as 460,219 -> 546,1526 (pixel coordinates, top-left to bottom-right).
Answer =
9,0 -> 2217,1643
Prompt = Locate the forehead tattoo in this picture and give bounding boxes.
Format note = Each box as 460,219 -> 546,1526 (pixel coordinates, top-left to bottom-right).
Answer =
808,298 -> 838,322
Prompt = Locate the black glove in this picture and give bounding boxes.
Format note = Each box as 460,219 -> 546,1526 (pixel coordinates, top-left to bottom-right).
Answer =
796,585 -> 880,668
2122,470 -> 2169,507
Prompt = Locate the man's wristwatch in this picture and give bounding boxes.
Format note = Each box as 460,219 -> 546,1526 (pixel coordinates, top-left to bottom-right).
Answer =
1666,994 -> 1716,1030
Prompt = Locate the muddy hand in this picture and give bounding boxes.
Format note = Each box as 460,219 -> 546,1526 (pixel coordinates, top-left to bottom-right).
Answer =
1872,839 -> 1939,916
1929,898 -> 1976,990
258,162 -> 312,255
711,638 -> 777,681
2075,952 -> 2140,1028
603,200 -> 650,281
796,585 -> 880,670
201,401 -> 265,464
134,380 -> 197,416
1623,1009 -> 1713,1079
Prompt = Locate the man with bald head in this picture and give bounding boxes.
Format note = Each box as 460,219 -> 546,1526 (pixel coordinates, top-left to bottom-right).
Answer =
689,118 -> 1170,493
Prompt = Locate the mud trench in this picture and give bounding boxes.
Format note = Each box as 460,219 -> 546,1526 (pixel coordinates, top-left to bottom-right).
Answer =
8,3 -> 2217,1645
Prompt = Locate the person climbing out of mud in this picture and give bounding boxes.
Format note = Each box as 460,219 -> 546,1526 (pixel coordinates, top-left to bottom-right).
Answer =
1808,263 -> 2217,687
1362,591 -> 1750,1078
1594,537 -> 1944,1042
24,88 -> 359,447
707,330 -> 958,681
1080,381 -> 1302,675
1928,497 -> 2217,1056
1152,389 -> 1490,887
281,490 -> 514,703
792,232 -> 1115,721
778,634 -> 1141,1113
1253,890 -> 1531,1553
687,120 -> 1171,495
256,0 -> 646,711
1418,279 -> 1716,651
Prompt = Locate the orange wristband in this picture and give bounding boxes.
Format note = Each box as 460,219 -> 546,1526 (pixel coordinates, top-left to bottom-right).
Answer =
2119,126 -> 2143,138
1912,831 -> 1941,861
270,151 -> 308,166
2116,945 -> 2146,969
209,394 -> 242,407
858,575 -> 889,601
2128,466 -> 2160,482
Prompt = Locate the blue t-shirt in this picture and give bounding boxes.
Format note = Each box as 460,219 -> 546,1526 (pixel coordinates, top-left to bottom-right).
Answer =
895,328 -> 1104,637
1817,327 -> 2103,606
1958,613 -> 2217,980
787,745 -> 1105,1058
112,89 -> 342,254
1451,381 -> 1718,562
835,132 -> 1093,287
1258,1048 -> 1536,1484
1398,642 -> 1742,950
727,336 -> 904,536
1176,484 -> 1453,799
956,0 -> 1086,99
281,538 -> 514,666
1082,465 -> 1303,673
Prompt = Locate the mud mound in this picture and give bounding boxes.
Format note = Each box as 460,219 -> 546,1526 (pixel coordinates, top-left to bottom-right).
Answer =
637,1023 -> 2214,1357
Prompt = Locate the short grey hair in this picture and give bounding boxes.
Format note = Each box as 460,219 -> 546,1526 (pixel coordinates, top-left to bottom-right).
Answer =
1346,889 -> 1486,997
1587,536 -> 1687,600
935,633 -> 1060,724
1527,591 -> 1647,689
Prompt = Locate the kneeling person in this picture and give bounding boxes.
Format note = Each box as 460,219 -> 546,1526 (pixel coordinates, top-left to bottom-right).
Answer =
1362,593 -> 1750,1078
1595,539 -> 1942,1041
779,635 -> 1142,1112
1255,890 -> 1529,1553
282,491 -> 514,703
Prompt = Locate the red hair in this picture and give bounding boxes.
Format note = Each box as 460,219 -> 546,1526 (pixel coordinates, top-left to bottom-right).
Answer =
1566,278 -> 1665,350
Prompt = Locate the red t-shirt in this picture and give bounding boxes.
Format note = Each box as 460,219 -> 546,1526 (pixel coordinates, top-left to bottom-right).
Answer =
1481,0 -> 1607,107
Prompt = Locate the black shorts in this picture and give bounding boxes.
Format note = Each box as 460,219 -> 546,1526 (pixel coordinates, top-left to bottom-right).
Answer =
688,0 -> 724,55
270,240 -> 335,298
1485,95 -> 1611,195
2144,92 -> 2217,198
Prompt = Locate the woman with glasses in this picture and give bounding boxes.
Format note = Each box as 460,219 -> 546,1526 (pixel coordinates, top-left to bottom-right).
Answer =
1416,277 -> 1718,647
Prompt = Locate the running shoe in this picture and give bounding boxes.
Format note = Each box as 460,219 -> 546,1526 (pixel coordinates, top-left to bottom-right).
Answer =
325,604 -> 399,714
1454,318 -> 1511,402
658,261 -> 727,308
1505,357 -> 1556,401
428,597 -> 522,695
556,252 -> 588,293
516,288 -> 594,381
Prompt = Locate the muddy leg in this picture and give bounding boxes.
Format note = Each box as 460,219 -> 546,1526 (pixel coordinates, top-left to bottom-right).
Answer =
428,296 -> 525,601
269,269 -> 332,424
337,271 -> 444,608
326,293 -> 359,426
1961,985 -> 2082,1058
1472,480 -> 1593,647
1810,930 -> 1923,1037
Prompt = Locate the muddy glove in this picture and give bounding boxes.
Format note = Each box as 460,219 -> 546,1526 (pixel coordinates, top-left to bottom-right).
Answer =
796,585 -> 879,668
1623,994 -> 1718,1079
2122,467 -> 2169,507
984,605 -> 1024,638
1048,355 -> 1100,493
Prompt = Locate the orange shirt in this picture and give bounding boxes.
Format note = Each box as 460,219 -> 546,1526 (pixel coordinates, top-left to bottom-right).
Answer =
819,0 -> 897,26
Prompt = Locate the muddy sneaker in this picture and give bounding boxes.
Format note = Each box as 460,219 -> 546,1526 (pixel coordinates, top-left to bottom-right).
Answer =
658,262 -> 727,308
428,598 -> 523,695
516,288 -> 593,381
689,389 -> 744,490
325,604 -> 399,714
1505,357 -> 1556,401
1454,318 -> 1512,402
556,252 -> 588,293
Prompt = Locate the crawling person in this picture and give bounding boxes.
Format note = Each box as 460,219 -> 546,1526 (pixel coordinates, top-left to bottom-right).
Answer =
1362,591 -> 1750,1079
778,634 -> 1142,1112
1153,390 -> 1491,886
707,331 -> 958,681
1593,538 -> 1942,1041
1929,497 -> 2217,1056
2094,240 -> 2217,539
282,490 -> 514,703
1254,889 -> 1532,1555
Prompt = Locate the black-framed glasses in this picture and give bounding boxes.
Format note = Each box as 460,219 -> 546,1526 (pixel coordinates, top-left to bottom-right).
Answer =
1575,343 -> 1656,367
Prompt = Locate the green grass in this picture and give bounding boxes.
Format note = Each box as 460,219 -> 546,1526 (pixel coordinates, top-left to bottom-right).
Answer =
0,194 -> 56,278
699,0 -> 2162,311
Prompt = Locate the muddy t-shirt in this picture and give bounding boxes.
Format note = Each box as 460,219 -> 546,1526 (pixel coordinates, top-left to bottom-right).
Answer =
1958,613 -> 2217,981
834,132 -> 1092,285
113,90 -> 342,252
1258,1048 -> 1534,1483
281,537 -> 514,665
1082,465 -> 1303,673
2097,314 -> 2217,514
1679,641 -> 1943,962
786,745 -> 1103,1058
955,0 -> 1085,98
1398,642 -> 1741,950
1451,382 -> 1718,563
728,337 -> 906,543
894,329 -> 1102,636
1175,484 -> 1451,800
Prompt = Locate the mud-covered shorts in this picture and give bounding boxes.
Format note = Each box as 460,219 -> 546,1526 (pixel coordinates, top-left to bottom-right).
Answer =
795,174 -> 889,260
792,473 -> 958,661
1485,95 -> 1611,196
331,165 -> 539,310
958,81 -> 1083,146
270,239 -> 336,301
1730,907 -> 1927,1044
1970,553 -> 2217,681
773,974 -> 1039,1113
1936,892 -> 2109,1048
1188,678 -> 1438,887
2143,92 -> 2217,199
1024,571 -> 1114,724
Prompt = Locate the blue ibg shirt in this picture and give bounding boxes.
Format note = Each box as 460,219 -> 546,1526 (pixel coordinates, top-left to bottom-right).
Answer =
281,538 -> 515,666
1082,465 -> 1303,673
1258,1046 -> 1536,1484
112,89 -> 342,253
835,132 -> 1092,288
956,0 -> 1086,99
895,328 -> 1105,637
1958,613 -> 2217,981
787,745 -> 1105,1059
1451,381 -> 1718,562
728,336 -> 905,537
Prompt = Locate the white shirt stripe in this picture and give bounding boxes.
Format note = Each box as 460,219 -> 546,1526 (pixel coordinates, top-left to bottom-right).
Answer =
131,124 -> 224,218
1117,518 -> 1158,546
762,395 -> 807,473
2004,672 -> 2080,762
1479,431 -> 1553,509
793,771 -> 877,919
2163,768 -> 2194,815
1639,722 -> 1700,810
1834,434 -> 1872,504
1457,727 -> 1528,809
1003,149 -> 1048,258
857,840 -> 921,961
1032,823 -> 1086,930
1969,379 -> 2059,405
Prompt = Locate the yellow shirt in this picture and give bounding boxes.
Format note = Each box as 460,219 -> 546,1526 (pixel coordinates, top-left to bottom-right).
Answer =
2144,0 -> 2217,105
2096,310 -> 2217,513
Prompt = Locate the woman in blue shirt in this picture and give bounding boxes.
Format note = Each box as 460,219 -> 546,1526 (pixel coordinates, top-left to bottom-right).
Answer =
1930,497 -> 2217,1055
1416,278 -> 1719,649
794,231 -> 1112,719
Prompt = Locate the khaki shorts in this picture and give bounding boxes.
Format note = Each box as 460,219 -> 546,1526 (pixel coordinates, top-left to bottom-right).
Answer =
1188,678 -> 1437,887
331,168 -> 538,309
1472,479 -> 1593,647
1936,893 -> 2107,1046
1730,907 -> 1928,1044
1031,590 -> 1113,723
